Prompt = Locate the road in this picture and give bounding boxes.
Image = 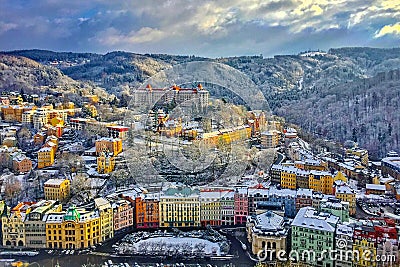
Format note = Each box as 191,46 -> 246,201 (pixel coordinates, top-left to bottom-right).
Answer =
274,152 -> 285,165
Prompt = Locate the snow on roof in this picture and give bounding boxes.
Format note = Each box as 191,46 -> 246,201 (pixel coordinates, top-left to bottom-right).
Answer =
45,141 -> 56,147
44,178 -> 67,186
221,191 -> 235,199
336,223 -> 354,237
85,147 -> 96,152
304,159 -> 322,165
44,212 -> 64,223
382,157 -> 400,167
200,191 -> 224,200
38,147 -> 52,152
97,137 -> 121,142
366,184 -> 386,191
321,199 -> 347,209
78,209 -> 99,222
379,176 -> 395,184
30,200 -> 57,215
269,186 -> 297,198
249,211 -> 288,235
270,164 -> 310,176
82,156 -> 97,161
310,170 -> 332,176
247,188 -> 269,197
296,188 -> 313,197
292,207 -> 339,233
94,198 -> 111,209
13,154 -> 31,162
335,185 -> 354,195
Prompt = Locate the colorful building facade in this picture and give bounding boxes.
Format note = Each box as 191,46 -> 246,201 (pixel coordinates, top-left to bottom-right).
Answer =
44,179 -> 70,202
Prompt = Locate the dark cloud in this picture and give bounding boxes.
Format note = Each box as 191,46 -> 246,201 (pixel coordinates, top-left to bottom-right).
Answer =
0,0 -> 399,57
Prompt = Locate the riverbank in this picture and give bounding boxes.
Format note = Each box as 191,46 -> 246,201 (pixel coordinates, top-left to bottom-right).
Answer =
3,228 -> 255,267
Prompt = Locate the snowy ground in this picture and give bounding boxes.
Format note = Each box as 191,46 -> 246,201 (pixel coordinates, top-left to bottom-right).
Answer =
118,236 -> 222,256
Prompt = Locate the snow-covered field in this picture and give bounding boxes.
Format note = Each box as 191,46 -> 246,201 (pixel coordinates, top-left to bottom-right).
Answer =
118,236 -> 222,256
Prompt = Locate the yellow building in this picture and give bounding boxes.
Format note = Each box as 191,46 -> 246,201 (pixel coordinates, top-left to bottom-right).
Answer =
25,200 -> 62,248
2,202 -> 35,248
200,191 -> 222,227
37,147 -> 55,169
159,187 -> 200,228
45,206 -> 101,249
333,171 -> 348,183
97,152 -> 115,174
95,137 -> 122,156
199,125 -> 251,147
309,171 -> 333,195
334,182 -> 356,216
280,167 -> 297,190
158,119 -> 183,137
94,198 -> 114,241
44,179 -> 70,202
63,101 -> 75,110
302,159 -> 328,171
247,211 -> 289,257
353,237 -> 377,267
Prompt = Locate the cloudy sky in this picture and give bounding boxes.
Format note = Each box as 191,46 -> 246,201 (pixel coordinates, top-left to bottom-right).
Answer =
0,0 -> 399,57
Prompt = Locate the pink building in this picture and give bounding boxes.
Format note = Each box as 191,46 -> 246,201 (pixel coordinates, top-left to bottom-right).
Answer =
234,188 -> 248,225
112,199 -> 134,233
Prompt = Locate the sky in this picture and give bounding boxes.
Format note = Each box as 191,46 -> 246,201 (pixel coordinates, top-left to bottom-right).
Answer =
0,0 -> 399,58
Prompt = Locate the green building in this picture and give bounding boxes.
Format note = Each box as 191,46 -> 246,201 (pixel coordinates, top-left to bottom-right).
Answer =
320,197 -> 350,222
291,207 -> 339,267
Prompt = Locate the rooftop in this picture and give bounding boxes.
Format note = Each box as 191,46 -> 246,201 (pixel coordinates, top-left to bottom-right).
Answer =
292,207 -> 339,232
336,223 -> 354,237
382,157 -> 400,167
44,178 -> 68,186
248,211 -> 289,236
366,184 -> 386,191
335,184 -> 354,195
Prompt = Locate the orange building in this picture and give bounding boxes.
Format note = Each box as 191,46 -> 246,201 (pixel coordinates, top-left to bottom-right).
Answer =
12,155 -> 32,173
135,195 -> 159,229
46,125 -> 63,138
1,105 -> 35,122
95,138 -> 122,156
247,110 -> 266,136
33,133 -> 45,146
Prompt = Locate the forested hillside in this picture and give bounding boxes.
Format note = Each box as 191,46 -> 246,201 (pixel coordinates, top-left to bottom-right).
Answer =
3,47 -> 400,158
0,54 -> 110,103
274,70 -> 400,159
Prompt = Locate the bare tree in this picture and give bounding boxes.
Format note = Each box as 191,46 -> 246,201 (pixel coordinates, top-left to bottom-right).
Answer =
84,123 -> 109,138
17,126 -> 32,150
110,169 -> 130,190
253,148 -> 277,173
56,152 -> 84,178
70,173 -> 89,198
3,173 -> 22,206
